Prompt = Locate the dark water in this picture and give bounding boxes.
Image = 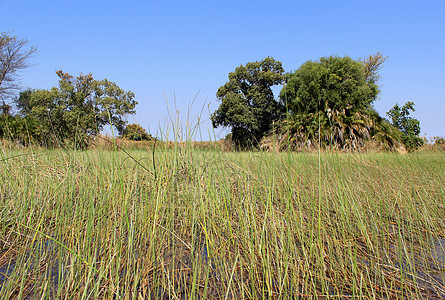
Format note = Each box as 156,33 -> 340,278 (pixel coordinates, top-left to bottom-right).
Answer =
0,239 -> 62,298
1,235 -> 444,298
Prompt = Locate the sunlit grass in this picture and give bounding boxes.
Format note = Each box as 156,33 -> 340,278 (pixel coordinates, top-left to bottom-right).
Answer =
0,143 -> 444,298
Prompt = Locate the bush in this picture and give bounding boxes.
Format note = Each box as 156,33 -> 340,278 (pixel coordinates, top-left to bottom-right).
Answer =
122,123 -> 153,141
387,102 -> 423,152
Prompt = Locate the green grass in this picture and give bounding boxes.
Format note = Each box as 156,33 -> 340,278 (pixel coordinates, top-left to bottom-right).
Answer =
0,144 -> 444,299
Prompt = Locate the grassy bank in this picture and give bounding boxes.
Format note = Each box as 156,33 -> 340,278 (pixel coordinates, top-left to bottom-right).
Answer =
0,145 -> 444,299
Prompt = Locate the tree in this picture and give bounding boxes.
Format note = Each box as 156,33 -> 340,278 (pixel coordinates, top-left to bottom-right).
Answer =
0,32 -> 36,108
14,70 -> 137,148
387,101 -> 423,151
360,51 -> 388,83
122,123 -> 152,141
211,57 -> 285,148
0,114 -> 41,146
281,55 -> 379,116
278,55 -> 380,150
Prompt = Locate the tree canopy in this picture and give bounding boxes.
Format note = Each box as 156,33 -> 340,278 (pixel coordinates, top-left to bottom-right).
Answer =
122,123 -> 152,141
13,70 -> 137,148
211,57 -> 285,148
0,37 -> 426,153
278,55 -> 383,150
280,56 -> 379,116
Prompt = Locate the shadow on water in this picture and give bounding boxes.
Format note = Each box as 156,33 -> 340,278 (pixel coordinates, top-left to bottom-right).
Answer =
420,237 -> 445,298
377,229 -> 445,298
1,232 -> 444,298
0,239 -> 65,298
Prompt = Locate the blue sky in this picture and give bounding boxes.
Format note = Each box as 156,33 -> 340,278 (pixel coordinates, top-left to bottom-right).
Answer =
1,0 -> 444,140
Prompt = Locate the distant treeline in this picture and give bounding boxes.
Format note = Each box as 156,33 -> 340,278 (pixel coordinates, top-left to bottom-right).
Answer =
0,32 -> 427,151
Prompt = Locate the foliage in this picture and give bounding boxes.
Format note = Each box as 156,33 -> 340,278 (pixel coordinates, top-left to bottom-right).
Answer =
426,137 -> 445,151
278,55 -> 380,150
0,101 -> 11,116
387,101 -> 423,151
268,108 -> 403,152
367,108 -> 403,151
360,51 -> 388,83
122,123 -> 153,141
433,136 -> 445,145
13,70 -> 137,148
0,114 -> 42,146
211,57 -> 285,149
0,32 -> 36,106
281,55 -> 379,117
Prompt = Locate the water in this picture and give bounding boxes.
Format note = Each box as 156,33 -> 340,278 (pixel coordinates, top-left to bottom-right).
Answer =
0,239 -> 63,298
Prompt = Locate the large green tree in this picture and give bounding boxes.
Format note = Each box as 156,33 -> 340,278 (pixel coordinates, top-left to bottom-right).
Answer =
281,55 -> 379,116
14,70 -> 137,148
211,57 -> 285,148
279,55 -> 380,150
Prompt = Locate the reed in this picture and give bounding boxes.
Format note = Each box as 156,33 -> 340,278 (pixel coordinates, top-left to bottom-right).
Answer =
0,141 -> 444,298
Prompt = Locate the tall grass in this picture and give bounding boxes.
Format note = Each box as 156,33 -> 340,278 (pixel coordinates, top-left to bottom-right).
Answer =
0,140 -> 444,298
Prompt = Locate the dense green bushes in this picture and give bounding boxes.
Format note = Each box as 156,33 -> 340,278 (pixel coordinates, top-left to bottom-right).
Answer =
387,101 -> 424,151
1,31 -> 427,152
122,123 -> 153,141
212,54 -> 424,152
1,71 -> 137,148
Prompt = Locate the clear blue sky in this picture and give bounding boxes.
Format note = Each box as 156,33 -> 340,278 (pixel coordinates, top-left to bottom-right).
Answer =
1,0 -> 444,140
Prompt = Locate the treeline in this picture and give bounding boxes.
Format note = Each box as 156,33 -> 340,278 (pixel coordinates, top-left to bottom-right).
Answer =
211,55 -> 424,152
0,32 -> 426,151
0,32 -> 143,148
1,70 -> 138,148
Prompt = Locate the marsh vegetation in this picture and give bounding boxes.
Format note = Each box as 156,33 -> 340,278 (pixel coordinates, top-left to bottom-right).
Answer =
0,142 -> 444,299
